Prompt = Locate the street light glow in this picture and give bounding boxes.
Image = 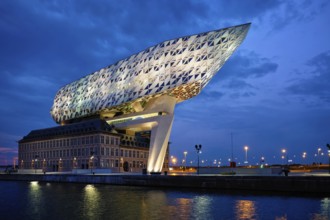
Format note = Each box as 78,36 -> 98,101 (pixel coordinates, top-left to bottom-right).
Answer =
244,146 -> 249,164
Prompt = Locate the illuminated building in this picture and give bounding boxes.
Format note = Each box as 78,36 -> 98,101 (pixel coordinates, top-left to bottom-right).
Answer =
18,119 -> 167,172
20,23 -> 250,173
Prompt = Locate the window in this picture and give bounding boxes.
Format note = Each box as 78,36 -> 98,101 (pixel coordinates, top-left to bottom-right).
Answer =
101,147 -> 104,156
115,149 -> 118,157
111,148 -> 114,156
106,136 -> 109,144
82,137 -> 85,145
90,136 -> 94,144
101,136 -> 104,144
106,148 -> 110,156
111,137 -> 114,145
137,151 -> 140,158
95,135 -> 100,144
120,150 -> 123,157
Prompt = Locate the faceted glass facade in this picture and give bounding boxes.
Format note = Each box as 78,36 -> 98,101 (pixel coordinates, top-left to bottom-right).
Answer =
51,23 -> 251,124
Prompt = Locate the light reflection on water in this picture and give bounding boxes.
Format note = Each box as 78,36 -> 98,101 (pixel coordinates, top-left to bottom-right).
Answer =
83,184 -> 101,219
28,181 -> 42,218
235,200 -> 256,220
0,180 -> 329,220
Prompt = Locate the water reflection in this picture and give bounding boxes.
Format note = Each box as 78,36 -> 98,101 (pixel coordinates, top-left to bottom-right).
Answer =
192,195 -> 213,219
235,200 -> 257,220
28,181 -> 42,218
310,198 -> 330,220
175,198 -> 192,220
0,181 -> 329,220
83,184 -> 100,219
141,190 -> 168,219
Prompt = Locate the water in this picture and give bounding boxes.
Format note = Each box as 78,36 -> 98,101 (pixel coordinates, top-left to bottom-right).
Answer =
0,181 -> 329,220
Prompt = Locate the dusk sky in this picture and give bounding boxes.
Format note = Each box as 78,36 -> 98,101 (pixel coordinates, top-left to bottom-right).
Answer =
1,0 -> 329,166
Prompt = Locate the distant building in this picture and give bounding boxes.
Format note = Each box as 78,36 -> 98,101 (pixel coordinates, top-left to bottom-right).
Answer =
18,119 -> 168,172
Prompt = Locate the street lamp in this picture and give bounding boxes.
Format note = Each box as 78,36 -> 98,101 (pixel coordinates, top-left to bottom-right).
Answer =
281,149 -> 287,165
183,151 -> 188,171
244,146 -> 248,164
318,148 -> 321,165
302,152 -> 307,164
34,155 -> 39,174
260,156 -> 265,168
328,150 -> 330,174
171,156 -> 177,166
90,150 -> 95,174
195,144 -> 202,175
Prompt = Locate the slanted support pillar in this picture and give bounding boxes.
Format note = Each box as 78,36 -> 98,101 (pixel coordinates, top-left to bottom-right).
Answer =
146,95 -> 176,173
147,115 -> 174,173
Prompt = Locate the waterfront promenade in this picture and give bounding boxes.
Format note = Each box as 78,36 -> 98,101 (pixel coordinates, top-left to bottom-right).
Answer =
1,171 -> 330,195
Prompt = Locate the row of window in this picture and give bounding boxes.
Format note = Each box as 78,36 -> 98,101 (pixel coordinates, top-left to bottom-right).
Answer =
25,159 -> 147,169
19,147 -> 149,162
20,134 -> 120,151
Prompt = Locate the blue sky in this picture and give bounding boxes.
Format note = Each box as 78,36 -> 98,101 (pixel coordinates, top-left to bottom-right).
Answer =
0,0 -> 329,166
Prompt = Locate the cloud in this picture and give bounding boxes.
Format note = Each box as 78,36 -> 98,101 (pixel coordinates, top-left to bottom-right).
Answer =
201,51 -> 278,100
266,0 -> 329,31
0,147 -> 17,154
286,50 -> 330,103
218,51 -> 278,80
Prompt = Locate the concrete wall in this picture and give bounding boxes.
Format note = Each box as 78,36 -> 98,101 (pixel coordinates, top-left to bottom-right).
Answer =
1,174 -> 330,194
199,167 -> 282,175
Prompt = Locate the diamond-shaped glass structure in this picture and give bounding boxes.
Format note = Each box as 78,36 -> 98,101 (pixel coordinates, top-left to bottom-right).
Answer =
51,23 -> 251,124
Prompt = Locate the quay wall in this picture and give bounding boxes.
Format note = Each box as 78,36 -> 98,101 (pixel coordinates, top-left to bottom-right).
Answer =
1,174 -> 330,194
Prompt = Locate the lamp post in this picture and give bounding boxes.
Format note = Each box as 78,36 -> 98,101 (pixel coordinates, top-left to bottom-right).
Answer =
244,146 -> 248,164
90,151 -> 95,174
281,149 -> 287,165
327,144 -> 330,174
171,156 -> 177,166
195,144 -> 202,175
302,152 -> 307,165
34,155 -> 39,174
260,156 -> 265,168
183,151 -> 188,171
328,150 -> 330,174
317,148 -> 321,168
